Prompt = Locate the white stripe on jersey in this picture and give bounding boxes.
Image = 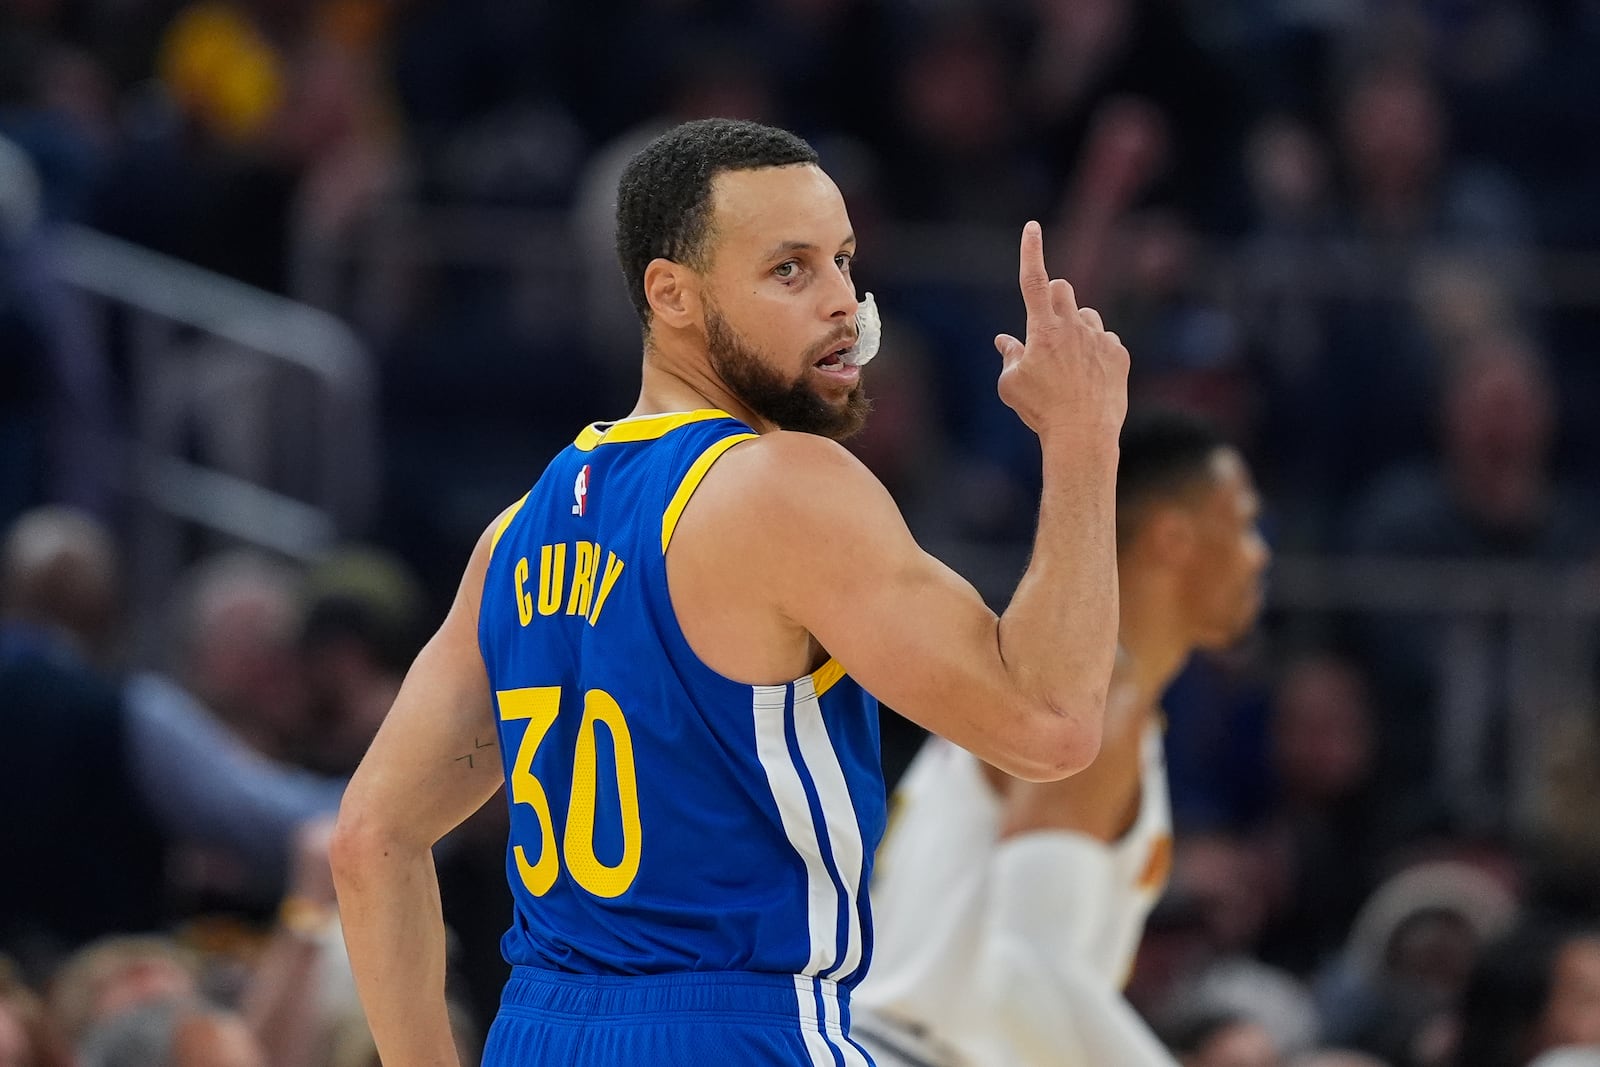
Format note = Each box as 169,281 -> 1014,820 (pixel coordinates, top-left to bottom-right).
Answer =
795,976 -> 841,1067
754,684 -> 839,975
792,674 -> 868,982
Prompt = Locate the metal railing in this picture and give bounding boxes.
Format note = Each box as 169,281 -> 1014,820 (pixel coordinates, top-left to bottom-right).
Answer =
46,224 -> 378,622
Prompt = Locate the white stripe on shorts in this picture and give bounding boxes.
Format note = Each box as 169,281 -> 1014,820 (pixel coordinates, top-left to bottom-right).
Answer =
819,979 -> 874,1067
794,975 -> 840,1067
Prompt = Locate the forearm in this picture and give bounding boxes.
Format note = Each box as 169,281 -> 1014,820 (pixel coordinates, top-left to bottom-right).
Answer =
997,433 -> 1120,763
331,835 -> 459,1067
243,923 -> 330,1067
126,673 -> 345,880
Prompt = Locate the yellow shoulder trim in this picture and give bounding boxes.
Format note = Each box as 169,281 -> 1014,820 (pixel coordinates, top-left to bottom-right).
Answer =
489,492 -> 530,553
811,658 -> 846,697
575,409 -> 734,452
660,432 -> 758,552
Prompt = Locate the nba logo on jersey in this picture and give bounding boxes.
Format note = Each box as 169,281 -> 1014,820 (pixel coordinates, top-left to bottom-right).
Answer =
572,465 -> 590,516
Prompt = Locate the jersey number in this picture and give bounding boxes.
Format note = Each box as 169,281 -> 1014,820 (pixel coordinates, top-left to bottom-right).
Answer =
495,686 -> 642,898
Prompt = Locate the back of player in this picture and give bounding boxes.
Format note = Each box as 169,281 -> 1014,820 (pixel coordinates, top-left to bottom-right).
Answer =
477,409 -> 884,1066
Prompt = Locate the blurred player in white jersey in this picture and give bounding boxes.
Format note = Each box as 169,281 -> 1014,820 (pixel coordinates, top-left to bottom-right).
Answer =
855,410 -> 1270,1067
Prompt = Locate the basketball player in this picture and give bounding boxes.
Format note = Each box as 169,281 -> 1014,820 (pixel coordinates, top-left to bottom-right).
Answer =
330,118 -> 1129,1066
855,411 -> 1269,1067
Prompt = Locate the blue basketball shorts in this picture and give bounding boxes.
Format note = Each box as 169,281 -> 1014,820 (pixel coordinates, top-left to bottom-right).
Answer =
482,967 -> 878,1066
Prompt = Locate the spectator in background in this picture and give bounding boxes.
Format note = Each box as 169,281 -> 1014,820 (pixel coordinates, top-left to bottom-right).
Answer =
77,998 -> 264,1067
0,504 -> 119,666
1308,54 -> 1535,512
0,509 -> 345,962
294,547 -> 426,777
1165,1009 -> 1285,1067
1316,861 -> 1517,1067
46,937 -> 201,1051
0,133 -> 115,528
1254,652 -> 1386,976
1453,922 -> 1600,1067
1530,707 -> 1600,921
1348,333 -> 1598,834
1,514 -> 168,962
0,957 -> 66,1067
1292,1054 -> 1390,1067
1018,0 -> 1248,229
1233,113 -> 1347,547
1136,830 -> 1321,1059
885,12 -> 1047,225
151,549 -> 307,760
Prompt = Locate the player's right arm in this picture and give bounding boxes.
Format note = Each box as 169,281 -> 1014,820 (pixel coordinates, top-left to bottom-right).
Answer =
328,512 -> 509,1067
987,650 -> 1150,839
688,222 -> 1127,782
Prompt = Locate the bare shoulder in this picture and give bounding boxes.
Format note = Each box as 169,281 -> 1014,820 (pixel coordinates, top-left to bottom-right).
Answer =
708,430 -> 882,498
666,429 -> 924,682
683,430 -> 906,550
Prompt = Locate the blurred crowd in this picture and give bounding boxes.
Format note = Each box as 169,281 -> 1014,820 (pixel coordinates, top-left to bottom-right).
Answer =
4,0 -> 1600,1065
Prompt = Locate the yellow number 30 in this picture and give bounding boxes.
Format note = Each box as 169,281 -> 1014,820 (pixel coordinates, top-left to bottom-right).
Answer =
495,686 -> 642,899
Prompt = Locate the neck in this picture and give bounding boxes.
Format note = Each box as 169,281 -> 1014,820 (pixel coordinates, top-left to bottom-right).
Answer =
1117,570 -> 1196,709
632,335 -> 776,433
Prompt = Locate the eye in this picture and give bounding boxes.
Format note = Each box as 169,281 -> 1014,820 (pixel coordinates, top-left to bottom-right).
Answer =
835,253 -> 853,271
774,260 -> 798,279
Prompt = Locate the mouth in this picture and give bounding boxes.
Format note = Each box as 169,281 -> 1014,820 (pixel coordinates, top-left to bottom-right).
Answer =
813,339 -> 861,382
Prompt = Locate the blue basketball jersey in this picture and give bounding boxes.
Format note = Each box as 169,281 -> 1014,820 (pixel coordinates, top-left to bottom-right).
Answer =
478,409 -> 886,993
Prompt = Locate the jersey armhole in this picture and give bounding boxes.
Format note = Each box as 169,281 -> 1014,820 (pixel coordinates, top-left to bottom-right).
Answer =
659,432 -> 759,554
489,491 -> 531,558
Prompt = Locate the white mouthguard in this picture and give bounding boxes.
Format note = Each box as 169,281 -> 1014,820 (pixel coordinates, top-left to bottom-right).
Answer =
842,292 -> 882,367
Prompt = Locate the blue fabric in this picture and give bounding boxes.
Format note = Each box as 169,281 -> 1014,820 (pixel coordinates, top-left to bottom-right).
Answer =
482,968 -> 875,1066
477,413 -> 885,986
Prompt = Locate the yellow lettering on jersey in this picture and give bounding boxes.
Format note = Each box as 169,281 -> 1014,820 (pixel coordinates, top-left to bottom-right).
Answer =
587,551 -> 626,627
514,557 -> 533,626
496,686 -> 563,897
566,540 -> 599,618
537,543 -> 566,616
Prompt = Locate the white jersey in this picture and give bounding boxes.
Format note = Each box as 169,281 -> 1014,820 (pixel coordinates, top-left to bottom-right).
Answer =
854,724 -> 1174,1067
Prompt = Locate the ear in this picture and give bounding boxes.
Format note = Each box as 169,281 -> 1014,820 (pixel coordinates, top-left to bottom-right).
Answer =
1145,507 -> 1196,568
643,258 -> 701,330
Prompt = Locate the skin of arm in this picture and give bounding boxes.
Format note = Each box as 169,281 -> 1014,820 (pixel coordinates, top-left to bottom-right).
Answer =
243,818 -> 338,1067
328,513 -> 509,1067
677,430 -> 1118,782
668,224 -> 1126,782
987,649 -> 1151,840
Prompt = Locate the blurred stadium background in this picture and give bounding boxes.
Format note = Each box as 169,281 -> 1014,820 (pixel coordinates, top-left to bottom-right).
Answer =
5,1 -> 1600,1065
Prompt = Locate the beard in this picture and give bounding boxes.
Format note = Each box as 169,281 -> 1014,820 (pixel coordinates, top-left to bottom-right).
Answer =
705,303 -> 870,441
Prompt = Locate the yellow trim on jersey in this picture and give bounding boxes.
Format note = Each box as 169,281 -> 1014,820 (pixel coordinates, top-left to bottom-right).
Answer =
574,409 -> 735,452
811,658 -> 846,697
490,492 -> 531,552
660,432 -> 759,552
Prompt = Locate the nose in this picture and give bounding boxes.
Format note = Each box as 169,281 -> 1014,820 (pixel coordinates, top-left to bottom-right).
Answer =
822,262 -> 858,323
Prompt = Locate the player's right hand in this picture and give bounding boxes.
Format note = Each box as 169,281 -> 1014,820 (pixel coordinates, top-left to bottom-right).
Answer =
994,220 -> 1130,442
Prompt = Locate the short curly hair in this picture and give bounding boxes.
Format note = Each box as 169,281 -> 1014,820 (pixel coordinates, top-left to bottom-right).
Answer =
615,118 -> 819,325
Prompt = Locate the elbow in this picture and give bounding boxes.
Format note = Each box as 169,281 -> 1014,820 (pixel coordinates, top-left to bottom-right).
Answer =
1012,694 -> 1106,783
328,796 -> 408,890
328,805 -> 370,891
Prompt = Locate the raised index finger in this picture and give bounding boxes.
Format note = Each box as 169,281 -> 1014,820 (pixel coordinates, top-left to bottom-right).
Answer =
1018,220 -> 1066,326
